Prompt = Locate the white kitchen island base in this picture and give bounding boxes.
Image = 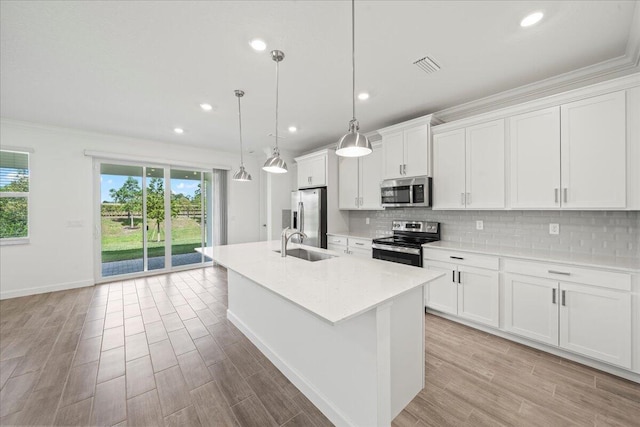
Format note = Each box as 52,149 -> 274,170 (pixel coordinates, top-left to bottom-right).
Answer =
227,270 -> 424,427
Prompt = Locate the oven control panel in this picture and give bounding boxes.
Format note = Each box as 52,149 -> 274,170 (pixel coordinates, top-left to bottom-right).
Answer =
392,220 -> 439,234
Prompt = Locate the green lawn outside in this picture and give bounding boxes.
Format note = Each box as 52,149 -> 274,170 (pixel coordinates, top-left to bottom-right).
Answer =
101,216 -> 203,262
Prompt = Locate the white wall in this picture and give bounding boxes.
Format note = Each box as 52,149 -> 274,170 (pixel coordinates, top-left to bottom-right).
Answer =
0,119 -> 262,299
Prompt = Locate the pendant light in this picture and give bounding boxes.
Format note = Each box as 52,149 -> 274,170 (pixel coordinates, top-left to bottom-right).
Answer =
232,89 -> 252,182
263,50 -> 288,174
336,0 -> 372,158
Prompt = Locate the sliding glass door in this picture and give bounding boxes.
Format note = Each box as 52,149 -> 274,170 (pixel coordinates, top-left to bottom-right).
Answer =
98,161 -> 213,279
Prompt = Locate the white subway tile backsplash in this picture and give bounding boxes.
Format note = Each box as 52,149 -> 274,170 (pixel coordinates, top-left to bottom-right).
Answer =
349,209 -> 640,258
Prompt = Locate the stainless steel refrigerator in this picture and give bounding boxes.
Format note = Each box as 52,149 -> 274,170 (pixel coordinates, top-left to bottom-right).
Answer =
290,188 -> 327,248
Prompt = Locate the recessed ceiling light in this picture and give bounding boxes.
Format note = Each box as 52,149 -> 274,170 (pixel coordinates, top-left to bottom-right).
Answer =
520,11 -> 544,27
288,126 -> 297,133
249,39 -> 267,51
174,128 -> 184,134
200,103 -> 213,111
357,92 -> 370,101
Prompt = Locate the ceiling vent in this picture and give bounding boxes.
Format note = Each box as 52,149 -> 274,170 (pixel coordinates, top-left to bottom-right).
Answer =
413,56 -> 441,74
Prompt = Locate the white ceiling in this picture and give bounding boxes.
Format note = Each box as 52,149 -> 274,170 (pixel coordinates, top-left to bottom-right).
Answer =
1,1 -> 638,156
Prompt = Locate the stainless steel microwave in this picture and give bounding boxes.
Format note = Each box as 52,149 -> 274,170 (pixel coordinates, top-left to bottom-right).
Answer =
380,176 -> 432,208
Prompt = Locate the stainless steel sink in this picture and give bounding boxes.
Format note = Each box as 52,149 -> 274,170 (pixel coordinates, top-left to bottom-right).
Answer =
274,248 -> 336,262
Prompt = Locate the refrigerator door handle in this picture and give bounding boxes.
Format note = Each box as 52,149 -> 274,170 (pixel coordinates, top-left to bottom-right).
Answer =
298,202 -> 304,239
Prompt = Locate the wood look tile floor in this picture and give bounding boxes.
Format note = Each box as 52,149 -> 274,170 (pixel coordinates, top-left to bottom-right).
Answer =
0,266 -> 637,426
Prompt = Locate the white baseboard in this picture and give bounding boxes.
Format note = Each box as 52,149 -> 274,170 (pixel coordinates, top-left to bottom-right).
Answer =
227,309 -> 354,427
0,279 -> 94,300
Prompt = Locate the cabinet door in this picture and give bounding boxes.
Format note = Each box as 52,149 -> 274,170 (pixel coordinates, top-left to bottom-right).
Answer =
465,119 -> 505,208
424,262 -> 457,315
560,91 -> 626,208
308,155 -> 327,187
432,129 -> 466,209
457,265 -> 499,327
404,125 -> 429,177
348,246 -> 371,258
510,107 -> 561,208
559,282 -> 631,368
297,160 -> 310,189
359,145 -> 383,209
338,157 -> 359,209
327,243 -> 347,254
382,131 -> 405,179
503,273 -> 559,346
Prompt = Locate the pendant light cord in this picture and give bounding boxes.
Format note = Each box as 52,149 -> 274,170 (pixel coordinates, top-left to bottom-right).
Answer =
237,94 -> 244,166
351,0 -> 356,122
275,57 -> 280,152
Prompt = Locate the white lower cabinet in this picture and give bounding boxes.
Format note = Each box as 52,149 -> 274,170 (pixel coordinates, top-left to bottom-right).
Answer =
504,273 -> 559,346
559,281 -> 631,369
504,270 -> 632,369
327,235 -> 372,258
424,259 -> 499,328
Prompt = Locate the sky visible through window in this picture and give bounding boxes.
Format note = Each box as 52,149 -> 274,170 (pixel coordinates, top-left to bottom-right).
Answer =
100,174 -> 199,203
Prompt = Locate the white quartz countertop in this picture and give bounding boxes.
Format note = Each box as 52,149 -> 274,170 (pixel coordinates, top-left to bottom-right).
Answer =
199,241 -> 443,325
423,241 -> 640,273
327,231 -> 376,240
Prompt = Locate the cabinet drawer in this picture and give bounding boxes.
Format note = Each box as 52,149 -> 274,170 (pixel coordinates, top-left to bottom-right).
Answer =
422,248 -> 499,270
327,235 -> 347,246
503,259 -> 631,291
349,247 -> 372,258
349,237 -> 372,249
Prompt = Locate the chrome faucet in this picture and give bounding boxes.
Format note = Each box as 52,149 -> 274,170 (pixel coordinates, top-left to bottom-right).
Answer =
281,227 -> 308,257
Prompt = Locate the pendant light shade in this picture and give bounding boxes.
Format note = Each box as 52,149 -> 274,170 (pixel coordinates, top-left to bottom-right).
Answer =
336,0 -> 372,158
263,50 -> 288,174
232,89 -> 252,182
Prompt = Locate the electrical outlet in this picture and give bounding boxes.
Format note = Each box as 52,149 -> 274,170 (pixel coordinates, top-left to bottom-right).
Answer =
476,220 -> 483,230
549,223 -> 560,235
365,217 -> 370,225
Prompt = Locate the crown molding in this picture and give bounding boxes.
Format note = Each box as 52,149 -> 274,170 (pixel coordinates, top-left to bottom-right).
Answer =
433,73 -> 640,133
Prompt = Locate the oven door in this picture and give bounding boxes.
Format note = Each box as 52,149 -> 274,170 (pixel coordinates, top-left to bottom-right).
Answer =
372,243 -> 422,267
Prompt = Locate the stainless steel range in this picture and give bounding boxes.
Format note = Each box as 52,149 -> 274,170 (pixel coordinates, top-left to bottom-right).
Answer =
372,220 -> 440,267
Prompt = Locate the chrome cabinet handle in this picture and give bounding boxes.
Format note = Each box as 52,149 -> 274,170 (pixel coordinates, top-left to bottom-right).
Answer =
552,288 -> 557,304
403,164 -> 407,175
452,270 -> 455,283
450,256 -> 464,260
457,271 -> 461,284
399,165 -> 402,175
548,270 -> 570,276
563,188 -> 568,203
466,193 -> 471,205
359,197 -> 363,206
355,197 -> 358,207
554,188 -> 559,204
561,290 -> 566,306
461,193 -> 465,206
355,242 -> 364,246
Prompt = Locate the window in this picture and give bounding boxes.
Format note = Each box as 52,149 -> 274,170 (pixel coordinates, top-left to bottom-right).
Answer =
0,150 -> 30,243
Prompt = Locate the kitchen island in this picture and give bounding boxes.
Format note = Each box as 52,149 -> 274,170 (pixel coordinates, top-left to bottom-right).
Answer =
199,241 -> 444,426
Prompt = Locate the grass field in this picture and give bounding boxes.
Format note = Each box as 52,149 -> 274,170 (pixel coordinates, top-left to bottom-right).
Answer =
101,216 -> 203,262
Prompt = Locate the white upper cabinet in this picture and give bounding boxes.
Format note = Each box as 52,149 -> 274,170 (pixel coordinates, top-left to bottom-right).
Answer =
465,120 -> 505,208
432,120 -> 505,209
433,75 -> 639,211
338,142 -> 383,210
297,152 -> 326,189
404,125 -> 430,178
561,91 -> 626,209
380,117 -> 436,180
338,157 -> 358,209
359,144 -> 383,209
509,107 -> 561,208
381,132 -> 405,179
433,129 -> 466,209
